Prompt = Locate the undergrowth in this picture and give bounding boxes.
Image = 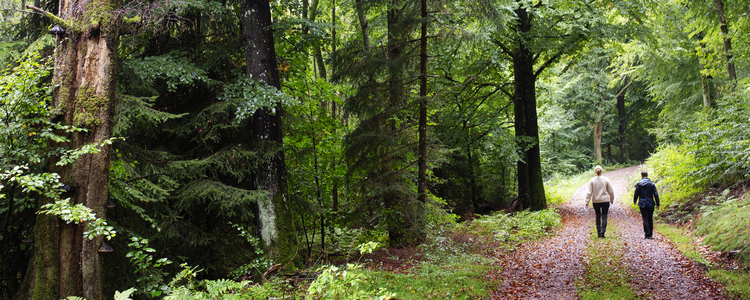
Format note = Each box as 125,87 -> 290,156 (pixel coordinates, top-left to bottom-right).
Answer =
577,223 -> 640,300
697,190 -> 750,261
454,209 -> 561,251
647,145 -> 703,207
133,209 -> 561,299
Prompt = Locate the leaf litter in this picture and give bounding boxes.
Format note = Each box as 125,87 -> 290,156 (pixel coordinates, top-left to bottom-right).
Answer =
488,166 -> 728,299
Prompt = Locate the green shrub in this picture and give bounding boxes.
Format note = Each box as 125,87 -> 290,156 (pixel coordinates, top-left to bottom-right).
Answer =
307,263 -> 395,300
457,209 -> 561,250
163,264 -> 297,299
646,144 -> 703,206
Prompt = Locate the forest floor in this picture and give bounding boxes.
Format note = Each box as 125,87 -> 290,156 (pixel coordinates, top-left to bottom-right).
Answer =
487,166 -> 728,299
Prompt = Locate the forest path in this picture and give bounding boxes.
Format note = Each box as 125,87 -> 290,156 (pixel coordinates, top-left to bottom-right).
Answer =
489,166 -> 727,299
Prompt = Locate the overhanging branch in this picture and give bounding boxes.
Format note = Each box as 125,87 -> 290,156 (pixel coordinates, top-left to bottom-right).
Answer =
25,5 -> 73,31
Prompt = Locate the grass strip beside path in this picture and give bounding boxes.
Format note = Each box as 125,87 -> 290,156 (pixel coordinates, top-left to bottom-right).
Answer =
577,222 -> 640,300
656,222 -> 750,299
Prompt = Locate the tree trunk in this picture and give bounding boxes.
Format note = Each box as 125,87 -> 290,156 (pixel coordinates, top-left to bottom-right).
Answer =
16,1 -> 119,299
417,0 -> 427,206
241,0 -> 297,266
308,0 -> 326,80
513,5 -> 546,211
355,0 -> 370,49
713,0 -> 736,81
467,146 -> 479,212
701,75 -> 713,108
593,119 -> 603,162
616,92 -> 628,162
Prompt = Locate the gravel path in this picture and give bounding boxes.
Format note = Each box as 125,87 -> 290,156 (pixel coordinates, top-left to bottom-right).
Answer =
489,166 -> 727,299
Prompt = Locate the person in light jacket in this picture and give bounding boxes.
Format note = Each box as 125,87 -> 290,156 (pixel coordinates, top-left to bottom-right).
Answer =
585,165 -> 616,238
633,170 -> 660,239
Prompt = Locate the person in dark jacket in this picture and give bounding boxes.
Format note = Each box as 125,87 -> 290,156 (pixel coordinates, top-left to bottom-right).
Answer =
633,171 -> 660,239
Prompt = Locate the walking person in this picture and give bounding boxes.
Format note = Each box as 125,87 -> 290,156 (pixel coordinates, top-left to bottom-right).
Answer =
585,165 -> 615,238
633,170 -> 660,239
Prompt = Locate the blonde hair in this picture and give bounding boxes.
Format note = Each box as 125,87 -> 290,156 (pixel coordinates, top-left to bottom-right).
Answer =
594,165 -> 603,175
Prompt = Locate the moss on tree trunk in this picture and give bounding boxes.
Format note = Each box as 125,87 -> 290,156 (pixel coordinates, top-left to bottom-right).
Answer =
14,0 -> 119,299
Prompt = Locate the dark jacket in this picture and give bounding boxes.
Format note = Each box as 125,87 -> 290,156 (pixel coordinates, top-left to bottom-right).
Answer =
633,178 -> 660,208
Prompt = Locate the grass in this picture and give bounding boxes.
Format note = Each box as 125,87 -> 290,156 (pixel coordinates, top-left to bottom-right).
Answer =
545,170 -> 594,205
706,269 -> 750,299
654,223 -> 712,266
697,193 -> 750,261
577,223 -> 640,300
657,220 -> 750,299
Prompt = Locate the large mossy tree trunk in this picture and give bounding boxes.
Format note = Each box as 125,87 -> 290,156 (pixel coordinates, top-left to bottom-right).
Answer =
240,0 -> 298,266
15,1 -> 119,299
513,5 -> 546,211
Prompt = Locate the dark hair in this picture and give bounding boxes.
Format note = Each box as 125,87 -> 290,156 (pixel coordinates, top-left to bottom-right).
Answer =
641,171 -> 648,177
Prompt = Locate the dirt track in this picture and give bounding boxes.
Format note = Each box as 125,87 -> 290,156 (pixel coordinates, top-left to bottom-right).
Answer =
489,166 -> 727,299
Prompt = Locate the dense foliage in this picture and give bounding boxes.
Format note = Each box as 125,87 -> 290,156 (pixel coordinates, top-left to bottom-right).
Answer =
1,0 -> 749,298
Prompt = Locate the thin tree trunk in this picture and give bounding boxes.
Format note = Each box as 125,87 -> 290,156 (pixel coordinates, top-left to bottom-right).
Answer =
308,0 -> 326,80
355,0 -> 370,49
418,0 -> 427,207
613,76 -> 634,162
714,0 -> 736,81
17,1 -> 119,298
241,0 -> 297,265
616,92 -> 628,162
467,146 -> 479,212
701,75 -> 713,108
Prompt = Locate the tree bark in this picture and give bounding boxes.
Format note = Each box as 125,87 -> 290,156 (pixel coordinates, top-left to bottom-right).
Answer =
513,5 -> 546,211
308,0 -> 326,80
354,0 -> 370,49
713,0 -> 736,81
16,1 -> 119,299
241,0 -> 297,266
616,92 -> 629,162
417,0 -> 427,206
593,119 -> 603,162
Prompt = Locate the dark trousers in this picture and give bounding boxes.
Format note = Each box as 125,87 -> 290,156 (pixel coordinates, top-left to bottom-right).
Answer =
593,202 -> 610,237
640,207 -> 655,237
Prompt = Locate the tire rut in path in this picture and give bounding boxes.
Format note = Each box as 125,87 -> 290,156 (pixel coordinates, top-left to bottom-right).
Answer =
489,166 -> 727,299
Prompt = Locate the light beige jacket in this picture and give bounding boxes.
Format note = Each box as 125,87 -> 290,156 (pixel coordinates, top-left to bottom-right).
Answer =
585,175 -> 615,205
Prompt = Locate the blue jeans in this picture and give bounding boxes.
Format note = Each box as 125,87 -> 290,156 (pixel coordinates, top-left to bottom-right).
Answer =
593,202 -> 610,237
